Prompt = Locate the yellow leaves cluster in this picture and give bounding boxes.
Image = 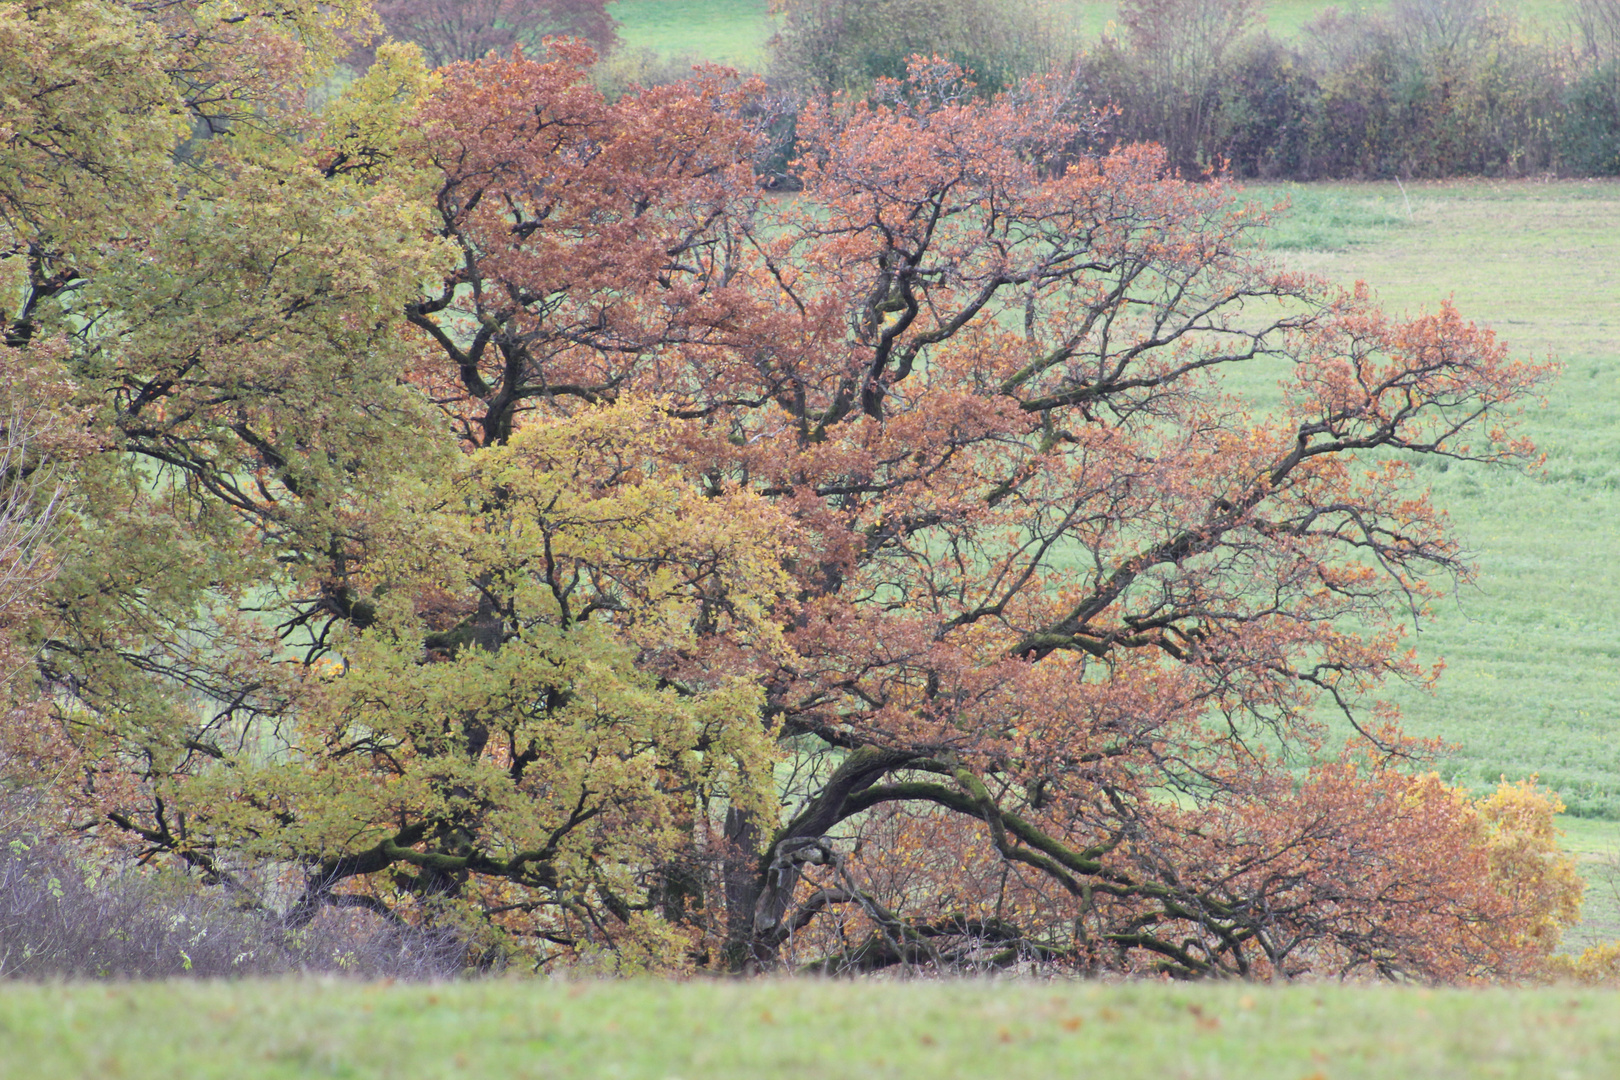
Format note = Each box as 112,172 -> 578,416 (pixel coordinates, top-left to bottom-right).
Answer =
0,0 -> 384,269
1473,779 -> 1584,959
1549,940 -> 1620,986
311,42 -> 442,194
224,398 -> 799,960
469,398 -> 795,660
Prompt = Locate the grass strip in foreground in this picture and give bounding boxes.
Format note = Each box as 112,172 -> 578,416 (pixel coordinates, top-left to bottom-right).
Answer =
3,978 -> 1619,1079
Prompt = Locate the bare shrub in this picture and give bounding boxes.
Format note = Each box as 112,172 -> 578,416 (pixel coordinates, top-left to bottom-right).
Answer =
1575,0 -> 1620,62
0,793 -> 466,979
369,0 -> 616,69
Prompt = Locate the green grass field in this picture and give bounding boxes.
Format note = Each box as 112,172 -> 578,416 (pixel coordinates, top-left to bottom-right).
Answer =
1562,815 -> 1620,950
609,0 -> 776,69
1234,178 -> 1620,943
1243,180 -> 1620,821
6,978 -> 1620,1079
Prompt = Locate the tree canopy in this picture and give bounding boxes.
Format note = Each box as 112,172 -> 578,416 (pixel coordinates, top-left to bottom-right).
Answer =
0,2 -> 1578,979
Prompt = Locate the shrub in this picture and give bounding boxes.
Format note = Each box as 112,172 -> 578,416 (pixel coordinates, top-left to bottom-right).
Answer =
767,0 -> 1079,100
0,794 -> 465,979
1560,60 -> 1620,175
1217,36 -> 1319,178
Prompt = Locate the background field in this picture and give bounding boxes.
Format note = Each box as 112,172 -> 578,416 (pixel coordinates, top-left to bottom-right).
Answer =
606,0 -> 1582,71
1239,180 -> 1620,947
609,0 -> 774,68
1240,181 -> 1620,821
7,978 -> 1620,1079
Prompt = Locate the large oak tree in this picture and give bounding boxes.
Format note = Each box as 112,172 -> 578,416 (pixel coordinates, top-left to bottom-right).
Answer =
0,8 -> 1579,978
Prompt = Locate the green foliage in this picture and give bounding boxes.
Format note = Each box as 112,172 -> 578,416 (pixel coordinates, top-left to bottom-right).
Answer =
767,0 -> 1081,98
13,39 -> 459,860
0,0 -> 181,262
1560,60 -> 1620,175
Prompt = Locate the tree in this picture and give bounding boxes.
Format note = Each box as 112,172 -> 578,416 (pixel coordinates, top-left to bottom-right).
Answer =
1082,0 -> 1269,176
767,0 -> 1079,100
3,17 -> 1575,979
0,0 -> 446,882
370,0 -> 616,69
1566,0 -> 1620,176
1576,0 -> 1620,61
2,14 -> 789,964
0,349 -> 83,760
389,51 -> 1567,975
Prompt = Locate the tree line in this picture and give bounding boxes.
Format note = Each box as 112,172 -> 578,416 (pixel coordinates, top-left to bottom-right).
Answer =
766,0 -> 1620,179
1,0 -> 1614,980
346,0 -> 1620,180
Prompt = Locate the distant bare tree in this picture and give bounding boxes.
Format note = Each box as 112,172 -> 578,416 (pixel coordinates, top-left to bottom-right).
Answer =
1575,0 -> 1620,60
1388,0 -> 1503,61
375,0 -> 617,68
1105,0 -> 1265,172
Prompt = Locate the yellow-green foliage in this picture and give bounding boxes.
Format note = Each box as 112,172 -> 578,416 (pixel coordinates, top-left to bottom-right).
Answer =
0,0 -> 379,271
1476,779 -> 1585,957
180,400 -> 794,968
1551,940 -> 1620,985
0,0 -> 180,264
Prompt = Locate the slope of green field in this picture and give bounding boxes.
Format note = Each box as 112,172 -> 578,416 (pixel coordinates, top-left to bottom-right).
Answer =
1562,816 -> 1620,950
1245,180 -> 1620,819
6,978 -> 1620,1079
1251,0 -> 1571,36
608,0 -> 775,69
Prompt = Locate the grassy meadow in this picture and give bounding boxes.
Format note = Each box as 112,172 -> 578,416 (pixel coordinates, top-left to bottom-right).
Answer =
1238,181 -> 1620,947
609,0 -> 776,69
1562,815 -> 1620,950
7,978 -> 1620,1079
1241,181 -> 1620,822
